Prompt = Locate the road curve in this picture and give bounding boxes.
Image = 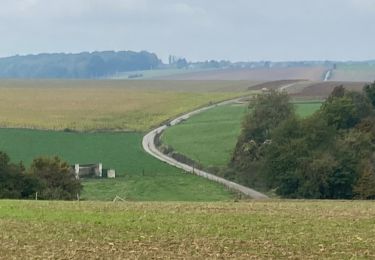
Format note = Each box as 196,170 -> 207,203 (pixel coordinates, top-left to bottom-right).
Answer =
142,98 -> 269,199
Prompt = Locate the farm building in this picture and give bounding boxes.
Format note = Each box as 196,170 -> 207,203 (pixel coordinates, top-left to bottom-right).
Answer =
107,169 -> 116,178
72,163 -> 116,179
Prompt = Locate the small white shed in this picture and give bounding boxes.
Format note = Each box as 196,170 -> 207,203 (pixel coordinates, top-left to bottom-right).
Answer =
107,169 -> 116,178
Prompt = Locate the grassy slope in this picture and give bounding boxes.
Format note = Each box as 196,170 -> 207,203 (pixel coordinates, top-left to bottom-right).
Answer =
162,102 -> 322,168
0,200 -> 374,259
294,101 -> 323,118
0,129 -> 233,201
162,105 -> 247,167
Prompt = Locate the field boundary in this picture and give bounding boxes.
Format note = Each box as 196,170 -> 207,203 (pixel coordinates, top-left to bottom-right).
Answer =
142,97 -> 269,199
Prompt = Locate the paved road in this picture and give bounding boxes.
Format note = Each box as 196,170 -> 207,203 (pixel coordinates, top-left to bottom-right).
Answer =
142,98 -> 269,199
324,70 -> 332,81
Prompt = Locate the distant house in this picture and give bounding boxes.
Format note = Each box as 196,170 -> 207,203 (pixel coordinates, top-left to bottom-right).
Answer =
72,163 -> 116,179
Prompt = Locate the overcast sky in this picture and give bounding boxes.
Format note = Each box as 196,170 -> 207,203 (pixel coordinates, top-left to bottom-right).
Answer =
1,0 -> 375,62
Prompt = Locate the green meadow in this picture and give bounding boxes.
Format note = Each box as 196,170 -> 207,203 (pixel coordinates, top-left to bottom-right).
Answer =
162,102 -> 322,168
0,128 -> 234,201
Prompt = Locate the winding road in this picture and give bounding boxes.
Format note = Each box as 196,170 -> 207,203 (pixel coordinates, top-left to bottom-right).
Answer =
142,97 -> 269,199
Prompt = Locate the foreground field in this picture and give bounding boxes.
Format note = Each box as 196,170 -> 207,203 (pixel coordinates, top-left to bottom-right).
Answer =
0,80 -> 256,131
0,129 -> 234,201
162,102 -> 322,168
0,200 -> 374,259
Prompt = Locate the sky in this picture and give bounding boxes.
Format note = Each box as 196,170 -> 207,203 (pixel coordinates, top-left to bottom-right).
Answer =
0,0 -> 375,62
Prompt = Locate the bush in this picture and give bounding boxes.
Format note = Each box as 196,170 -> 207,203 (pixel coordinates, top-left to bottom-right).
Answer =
231,86 -> 375,199
29,156 -> 82,200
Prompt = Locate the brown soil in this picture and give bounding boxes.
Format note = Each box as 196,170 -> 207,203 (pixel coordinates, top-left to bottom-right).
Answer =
249,80 -> 304,90
292,81 -> 368,98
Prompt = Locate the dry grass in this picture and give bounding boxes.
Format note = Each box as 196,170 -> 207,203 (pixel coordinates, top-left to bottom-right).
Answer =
0,200 -> 374,259
0,80 -> 254,131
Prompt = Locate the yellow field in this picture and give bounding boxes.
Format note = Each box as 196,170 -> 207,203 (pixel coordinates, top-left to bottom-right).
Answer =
0,80 -> 253,131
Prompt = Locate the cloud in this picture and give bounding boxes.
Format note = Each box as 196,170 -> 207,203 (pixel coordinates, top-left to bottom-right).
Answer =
0,0 -> 374,61
349,0 -> 375,11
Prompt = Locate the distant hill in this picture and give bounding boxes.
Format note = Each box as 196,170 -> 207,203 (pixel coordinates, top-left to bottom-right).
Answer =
0,51 -> 161,79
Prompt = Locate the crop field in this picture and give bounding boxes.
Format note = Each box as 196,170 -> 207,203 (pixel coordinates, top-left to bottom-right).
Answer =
162,102 -> 322,168
330,64 -> 375,82
0,200 -> 374,259
159,66 -> 327,81
0,128 -> 234,201
0,80 -> 257,131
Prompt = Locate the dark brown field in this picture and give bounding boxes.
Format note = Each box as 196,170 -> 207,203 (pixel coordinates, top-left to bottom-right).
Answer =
292,81 -> 368,99
248,80 -> 304,90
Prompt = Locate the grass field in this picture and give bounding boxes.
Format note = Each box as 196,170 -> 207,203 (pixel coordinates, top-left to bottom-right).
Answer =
0,200 -> 374,259
162,102 -> 322,168
0,128 -> 234,201
294,101 -> 323,118
0,80 -> 258,131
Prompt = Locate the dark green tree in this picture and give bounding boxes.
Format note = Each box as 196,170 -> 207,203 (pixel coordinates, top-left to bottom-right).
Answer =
320,90 -> 372,129
240,90 -> 294,143
0,152 -> 38,199
230,90 -> 294,187
364,82 -> 375,107
353,157 -> 375,199
29,156 -> 82,200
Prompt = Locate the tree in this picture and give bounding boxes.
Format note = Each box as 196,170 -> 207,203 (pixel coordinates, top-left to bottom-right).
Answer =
231,90 -> 294,183
29,156 -> 82,200
229,90 -> 295,189
353,158 -> 375,199
296,153 -> 338,199
261,116 -> 336,197
229,85 -> 375,199
327,85 -> 345,101
241,90 -> 294,143
364,82 -> 375,107
0,152 -> 38,199
176,58 -> 188,69
320,90 -> 372,129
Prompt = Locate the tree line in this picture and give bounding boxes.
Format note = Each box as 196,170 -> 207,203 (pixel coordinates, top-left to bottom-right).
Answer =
0,153 -> 81,200
229,83 -> 375,199
0,51 -> 161,79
